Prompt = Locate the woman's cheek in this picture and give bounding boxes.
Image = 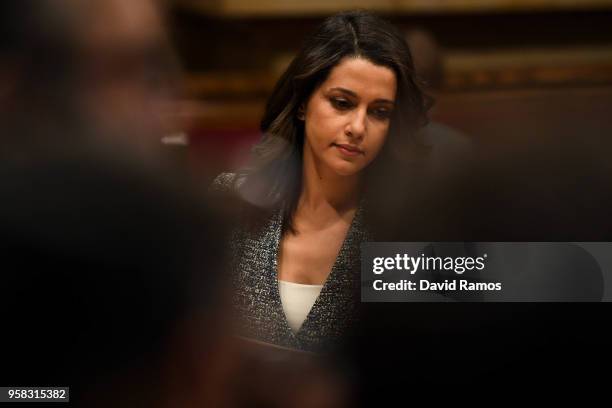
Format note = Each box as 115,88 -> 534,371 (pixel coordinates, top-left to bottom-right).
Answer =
309,117 -> 341,151
307,123 -> 330,153
371,125 -> 390,154
368,139 -> 385,162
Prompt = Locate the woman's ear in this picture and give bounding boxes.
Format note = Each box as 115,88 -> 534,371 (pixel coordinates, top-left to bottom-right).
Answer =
297,105 -> 305,121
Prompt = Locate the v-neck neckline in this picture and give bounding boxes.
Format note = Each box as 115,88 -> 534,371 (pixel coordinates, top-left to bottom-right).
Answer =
270,202 -> 364,339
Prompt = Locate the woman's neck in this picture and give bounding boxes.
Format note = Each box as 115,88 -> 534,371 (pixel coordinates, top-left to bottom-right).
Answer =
298,148 -> 361,221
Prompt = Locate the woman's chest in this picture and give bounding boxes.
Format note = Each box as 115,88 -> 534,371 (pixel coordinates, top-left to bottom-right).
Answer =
277,222 -> 350,285
230,206 -> 368,349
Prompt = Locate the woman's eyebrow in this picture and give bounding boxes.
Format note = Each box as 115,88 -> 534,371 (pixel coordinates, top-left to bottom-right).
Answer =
328,87 -> 394,105
329,87 -> 358,97
373,99 -> 395,105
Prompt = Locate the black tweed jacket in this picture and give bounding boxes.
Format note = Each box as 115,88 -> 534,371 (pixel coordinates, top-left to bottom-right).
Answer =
212,173 -> 370,352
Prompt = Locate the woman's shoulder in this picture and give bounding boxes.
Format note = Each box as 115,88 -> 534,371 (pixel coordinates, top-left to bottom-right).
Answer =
209,172 -> 248,194
210,172 -> 236,193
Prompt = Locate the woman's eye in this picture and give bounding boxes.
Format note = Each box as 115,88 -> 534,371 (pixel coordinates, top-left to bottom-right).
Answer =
330,98 -> 352,110
370,108 -> 392,120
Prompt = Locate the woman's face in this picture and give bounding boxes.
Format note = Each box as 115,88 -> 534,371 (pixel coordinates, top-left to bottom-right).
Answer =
302,56 -> 397,177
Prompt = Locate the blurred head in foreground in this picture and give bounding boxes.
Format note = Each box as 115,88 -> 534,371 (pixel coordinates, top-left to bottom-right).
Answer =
0,150 -> 235,408
0,0 -> 178,158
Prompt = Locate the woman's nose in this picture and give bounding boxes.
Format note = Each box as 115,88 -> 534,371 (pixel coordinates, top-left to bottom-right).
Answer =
345,108 -> 367,140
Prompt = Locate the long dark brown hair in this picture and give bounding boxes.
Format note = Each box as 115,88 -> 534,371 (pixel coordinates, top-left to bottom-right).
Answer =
236,10 -> 432,233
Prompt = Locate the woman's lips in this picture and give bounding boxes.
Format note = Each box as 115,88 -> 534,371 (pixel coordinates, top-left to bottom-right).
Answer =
333,143 -> 364,157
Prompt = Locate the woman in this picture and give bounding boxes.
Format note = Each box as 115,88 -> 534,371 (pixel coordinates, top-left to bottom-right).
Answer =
214,10 -> 431,352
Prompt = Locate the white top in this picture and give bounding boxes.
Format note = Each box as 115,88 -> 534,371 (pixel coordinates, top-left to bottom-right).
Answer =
278,280 -> 324,333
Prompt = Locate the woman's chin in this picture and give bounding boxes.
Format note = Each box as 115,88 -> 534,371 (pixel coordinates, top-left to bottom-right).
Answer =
328,163 -> 363,177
